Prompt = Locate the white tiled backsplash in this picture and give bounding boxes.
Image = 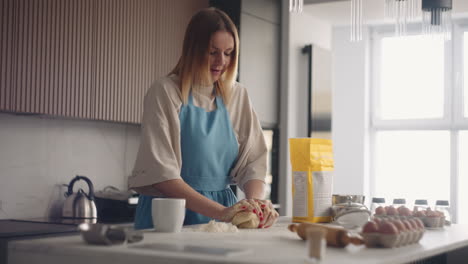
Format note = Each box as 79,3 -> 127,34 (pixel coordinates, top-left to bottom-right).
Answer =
0,113 -> 141,219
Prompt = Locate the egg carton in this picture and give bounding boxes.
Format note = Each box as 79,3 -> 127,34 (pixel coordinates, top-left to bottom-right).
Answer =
417,216 -> 446,229
361,229 -> 424,248
373,215 -> 445,229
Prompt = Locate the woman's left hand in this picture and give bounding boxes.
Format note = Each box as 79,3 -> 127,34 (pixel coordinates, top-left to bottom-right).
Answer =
253,199 -> 278,228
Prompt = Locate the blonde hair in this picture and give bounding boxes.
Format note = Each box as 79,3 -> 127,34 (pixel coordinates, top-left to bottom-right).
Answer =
170,7 -> 239,105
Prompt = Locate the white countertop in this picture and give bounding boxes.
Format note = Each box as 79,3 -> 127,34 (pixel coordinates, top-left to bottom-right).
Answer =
8,217 -> 468,264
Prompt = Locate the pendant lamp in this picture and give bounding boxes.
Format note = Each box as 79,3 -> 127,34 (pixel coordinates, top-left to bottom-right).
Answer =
385,0 -> 420,36
422,0 -> 452,40
288,0 -> 453,42
350,0 -> 363,41
290,0 -> 304,13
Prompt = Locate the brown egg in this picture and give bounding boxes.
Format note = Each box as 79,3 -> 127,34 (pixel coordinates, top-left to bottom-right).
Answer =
375,206 -> 387,215
398,206 -> 412,216
397,206 -> 406,213
426,210 -> 440,217
391,219 -> 407,232
434,210 -> 445,217
373,217 -> 383,226
386,206 -> 398,216
362,221 -> 379,233
412,218 -> 425,229
401,220 -> 414,230
414,210 -> 427,217
379,222 -> 399,234
408,219 -> 420,230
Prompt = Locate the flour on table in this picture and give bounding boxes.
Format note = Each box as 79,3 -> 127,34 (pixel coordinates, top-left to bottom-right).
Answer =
196,220 -> 239,233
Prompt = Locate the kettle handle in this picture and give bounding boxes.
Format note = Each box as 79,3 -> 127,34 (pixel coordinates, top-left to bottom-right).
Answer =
66,175 -> 95,201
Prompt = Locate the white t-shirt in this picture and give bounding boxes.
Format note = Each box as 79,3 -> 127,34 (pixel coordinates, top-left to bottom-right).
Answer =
128,74 -> 267,196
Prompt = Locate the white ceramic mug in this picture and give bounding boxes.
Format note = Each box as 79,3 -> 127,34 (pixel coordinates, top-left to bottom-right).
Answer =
151,198 -> 186,232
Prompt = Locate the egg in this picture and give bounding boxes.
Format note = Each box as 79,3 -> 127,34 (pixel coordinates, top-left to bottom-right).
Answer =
414,210 -> 426,217
397,206 -> 406,213
398,206 -> 412,216
391,219 -> 407,232
426,210 -> 440,217
362,221 -> 379,233
434,210 -> 445,217
379,222 -> 399,234
386,206 -> 398,216
412,217 -> 425,229
373,217 -> 383,226
375,206 -> 386,215
408,219 -> 420,230
401,220 -> 414,230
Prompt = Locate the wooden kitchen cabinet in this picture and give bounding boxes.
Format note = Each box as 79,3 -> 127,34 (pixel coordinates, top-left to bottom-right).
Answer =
0,0 -> 208,124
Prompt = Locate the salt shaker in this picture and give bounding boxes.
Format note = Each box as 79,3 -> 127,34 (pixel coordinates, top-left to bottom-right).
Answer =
306,227 -> 327,262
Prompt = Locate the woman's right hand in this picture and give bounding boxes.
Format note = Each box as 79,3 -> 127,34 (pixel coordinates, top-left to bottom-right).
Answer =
219,199 -> 257,222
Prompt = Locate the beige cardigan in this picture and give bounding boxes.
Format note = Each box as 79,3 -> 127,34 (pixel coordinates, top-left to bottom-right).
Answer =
128,74 -> 267,196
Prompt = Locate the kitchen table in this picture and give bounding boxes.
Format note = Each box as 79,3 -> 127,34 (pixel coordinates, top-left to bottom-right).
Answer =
8,217 -> 468,264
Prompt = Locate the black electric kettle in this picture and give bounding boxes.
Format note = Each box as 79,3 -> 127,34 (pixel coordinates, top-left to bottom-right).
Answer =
62,175 -> 97,220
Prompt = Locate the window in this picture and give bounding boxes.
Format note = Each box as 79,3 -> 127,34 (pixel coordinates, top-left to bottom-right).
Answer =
371,25 -> 468,224
374,131 -> 450,203
459,131 -> 468,222
379,36 -> 444,120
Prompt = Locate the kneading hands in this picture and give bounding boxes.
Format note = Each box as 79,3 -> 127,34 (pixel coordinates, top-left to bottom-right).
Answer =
221,199 -> 279,229
149,179 -> 278,229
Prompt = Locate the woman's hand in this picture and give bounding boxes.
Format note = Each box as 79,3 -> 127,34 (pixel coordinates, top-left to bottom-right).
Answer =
254,199 -> 279,228
218,199 -> 256,222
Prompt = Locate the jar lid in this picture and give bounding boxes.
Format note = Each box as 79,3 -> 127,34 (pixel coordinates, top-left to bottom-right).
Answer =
436,200 -> 449,206
414,199 -> 428,205
372,197 -> 385,203
393,198 -> 406,204
334,202 -> 367,209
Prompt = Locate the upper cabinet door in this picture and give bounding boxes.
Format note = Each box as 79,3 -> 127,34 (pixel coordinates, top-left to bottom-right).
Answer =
0,0 -> 208,124
239,0 -> 280,128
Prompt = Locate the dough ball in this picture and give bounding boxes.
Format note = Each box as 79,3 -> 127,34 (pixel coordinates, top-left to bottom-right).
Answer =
232,211 -> 260,229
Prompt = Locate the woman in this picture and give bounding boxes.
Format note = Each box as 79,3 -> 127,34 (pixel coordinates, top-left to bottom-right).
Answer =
128,7 -> 278,229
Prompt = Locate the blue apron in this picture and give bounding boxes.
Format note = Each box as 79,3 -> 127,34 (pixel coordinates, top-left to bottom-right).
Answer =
134,93 -> 239,229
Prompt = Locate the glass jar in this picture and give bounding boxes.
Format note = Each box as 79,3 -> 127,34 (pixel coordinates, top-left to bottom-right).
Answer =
435,200 -> 451,225
392,198 -> 406,208
370,197 -> 386,215
413,199 -> 429,213
331,201 -> 371,229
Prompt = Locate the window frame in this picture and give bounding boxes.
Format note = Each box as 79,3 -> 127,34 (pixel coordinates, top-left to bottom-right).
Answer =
369,21 -> 468,223
454,20 -> 468,128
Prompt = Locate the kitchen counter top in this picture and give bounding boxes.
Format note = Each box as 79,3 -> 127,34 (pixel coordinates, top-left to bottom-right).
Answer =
8,217 -> 468,264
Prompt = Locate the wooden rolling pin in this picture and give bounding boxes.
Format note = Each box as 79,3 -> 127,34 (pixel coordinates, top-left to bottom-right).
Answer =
288,223 -> 364,247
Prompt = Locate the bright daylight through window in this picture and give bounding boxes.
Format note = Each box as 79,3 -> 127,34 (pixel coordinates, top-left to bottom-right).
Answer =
460,131 -> 468,223
372,29 -> 467,224
375,131 -> 450,203
380,35 -> 444,120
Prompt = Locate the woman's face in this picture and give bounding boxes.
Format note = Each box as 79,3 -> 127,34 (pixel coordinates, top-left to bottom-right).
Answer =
209,31 -> 234,82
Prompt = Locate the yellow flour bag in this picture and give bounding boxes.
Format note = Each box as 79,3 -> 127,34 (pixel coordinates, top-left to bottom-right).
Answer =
289,138 -> 333,223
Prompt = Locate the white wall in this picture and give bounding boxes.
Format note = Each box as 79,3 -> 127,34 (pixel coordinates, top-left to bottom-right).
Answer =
278,8 -> 333,216
289,12 -> 332,136
331,26 -> 370,198
279,8 -> 373,215
0,113 -> 140,219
